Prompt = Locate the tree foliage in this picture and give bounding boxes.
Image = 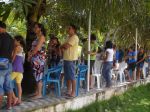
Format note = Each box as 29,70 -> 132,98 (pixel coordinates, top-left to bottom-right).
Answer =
0,0 -> 150,48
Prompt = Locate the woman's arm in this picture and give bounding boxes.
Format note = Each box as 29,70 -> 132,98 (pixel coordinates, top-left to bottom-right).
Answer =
57,46 -> 62,57
103,51 -> 108,62
137,54 -> 146,64
89,51 -> 97,56
61,43 -> 71,49
32,36 -> 45,55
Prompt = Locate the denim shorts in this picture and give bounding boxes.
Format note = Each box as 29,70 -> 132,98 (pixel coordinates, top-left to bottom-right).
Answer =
0,63 -> 13,95
137,62 -> 144,69
64,60 -> 76,80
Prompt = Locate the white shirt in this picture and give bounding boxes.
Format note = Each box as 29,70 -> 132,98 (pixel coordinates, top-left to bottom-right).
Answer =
106,48 -> 114,62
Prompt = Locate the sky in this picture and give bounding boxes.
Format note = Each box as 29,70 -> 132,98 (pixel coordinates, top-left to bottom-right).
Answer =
0,0 -> 10,3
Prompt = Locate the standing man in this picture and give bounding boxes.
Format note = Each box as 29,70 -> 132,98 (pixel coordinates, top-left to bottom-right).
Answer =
61,24 -> 79,98
0,21 -> 14,109
82,34 -> 98,89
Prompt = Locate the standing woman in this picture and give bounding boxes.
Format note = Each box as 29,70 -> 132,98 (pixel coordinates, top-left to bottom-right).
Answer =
102,41 -> 114,88
28,23 -> 46,99
136,47 -> 146,80
47,36 -> 61,68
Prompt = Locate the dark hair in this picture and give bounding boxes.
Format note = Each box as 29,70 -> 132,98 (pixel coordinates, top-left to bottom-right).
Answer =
54,37 -> 60,47
81,38 -> 87,43
50,36 -> 60,47
34,22 -> 46,36
98,47 -> 102,53
129,46 -> 133,50
69,24 -> 77,33
0,21 -> 6,29
113,44 -> 116,49
14,35 -> 26,52
49,33 -> 55,39
105,40 -> 113,49
140,47 -> 144,50
90,34 -> 96,41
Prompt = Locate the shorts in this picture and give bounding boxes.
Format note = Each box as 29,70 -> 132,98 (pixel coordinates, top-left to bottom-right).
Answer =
127,62 -> 136,71
0,63 -> 13,95
85,60 -> 95,74
11,72 -> 23,83
64,60 -> 76,80
137,62 -> 144,69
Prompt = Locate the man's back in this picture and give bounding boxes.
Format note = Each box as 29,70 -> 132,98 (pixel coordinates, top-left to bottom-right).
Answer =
0,32 -> 14,62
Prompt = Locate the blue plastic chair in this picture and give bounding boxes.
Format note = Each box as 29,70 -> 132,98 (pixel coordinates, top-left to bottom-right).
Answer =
43,65 -> 62,97
76,65 -> 88,96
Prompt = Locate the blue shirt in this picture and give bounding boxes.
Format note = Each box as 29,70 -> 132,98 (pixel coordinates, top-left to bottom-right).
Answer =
128,51 -> 136,64
115,50 -> 120,61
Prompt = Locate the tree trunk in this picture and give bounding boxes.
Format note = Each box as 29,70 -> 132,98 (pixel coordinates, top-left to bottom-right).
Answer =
22,0 -> 46,94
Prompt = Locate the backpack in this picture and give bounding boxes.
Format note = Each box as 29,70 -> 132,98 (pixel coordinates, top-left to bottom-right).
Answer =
0,58 -> 9,70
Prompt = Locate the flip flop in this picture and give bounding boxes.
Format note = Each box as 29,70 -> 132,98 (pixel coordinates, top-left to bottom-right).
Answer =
28,93 -> 38,97
31,96 -> 43,100
65,92 -> 71,96
62,91 -> 71,96
13,100 -> 21,106
13,98 -> 19,106
65,94 -> 76,99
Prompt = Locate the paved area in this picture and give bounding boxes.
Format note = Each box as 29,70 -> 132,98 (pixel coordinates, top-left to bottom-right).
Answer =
0,80 -> 146,112
0,87 -> 95,112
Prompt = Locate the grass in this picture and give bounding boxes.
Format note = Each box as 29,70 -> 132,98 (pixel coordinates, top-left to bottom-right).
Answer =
67,83 -> 150,112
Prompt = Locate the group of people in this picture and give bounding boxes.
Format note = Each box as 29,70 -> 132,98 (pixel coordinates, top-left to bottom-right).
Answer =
0,21 -> 79,109
0,20 -> 149,110
124,47 -> 147,81
81,38 -> 149,89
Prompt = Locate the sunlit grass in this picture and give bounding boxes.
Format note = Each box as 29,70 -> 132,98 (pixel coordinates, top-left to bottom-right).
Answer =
67,83 -> 150,112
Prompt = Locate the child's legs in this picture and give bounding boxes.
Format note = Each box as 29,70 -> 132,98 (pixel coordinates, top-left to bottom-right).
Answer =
13,72 -> 23,100
137,67 -> 141,80
11,72 -> 17,100
16,83 -> 22,101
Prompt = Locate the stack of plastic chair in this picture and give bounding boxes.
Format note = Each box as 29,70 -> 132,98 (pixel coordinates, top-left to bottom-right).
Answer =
92,60 -> 103,89
117,61 -> 127,83
76,65 -> 88,96
143,62 -> 148,79
112,61 -> 119,85
42,65 -> 62,97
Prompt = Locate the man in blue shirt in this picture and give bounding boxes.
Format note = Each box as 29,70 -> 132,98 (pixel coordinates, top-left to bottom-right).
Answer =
126,47 -> 136,81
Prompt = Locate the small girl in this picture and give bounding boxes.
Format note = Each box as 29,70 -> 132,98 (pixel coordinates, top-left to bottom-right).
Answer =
11,35 -> 25,105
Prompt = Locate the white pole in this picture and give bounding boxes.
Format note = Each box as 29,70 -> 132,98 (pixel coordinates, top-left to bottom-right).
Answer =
87,11 -> 91,92
135,28 -> 138,81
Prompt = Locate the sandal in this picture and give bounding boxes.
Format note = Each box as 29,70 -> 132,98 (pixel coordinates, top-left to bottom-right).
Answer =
63,91 -> 71,96
14,100 -> 21,106
13,98 -> 18,106
65,94 -> 76,99
13,99 -> 21,106
31,95 -> 43,100
28,93 -> 38,97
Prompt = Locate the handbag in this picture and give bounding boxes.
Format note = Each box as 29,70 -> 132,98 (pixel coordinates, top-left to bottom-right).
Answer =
0,58 -> 9,70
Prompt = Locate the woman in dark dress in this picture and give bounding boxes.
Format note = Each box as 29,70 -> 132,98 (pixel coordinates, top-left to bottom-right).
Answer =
47,36 -> 61,68
136,47 -> 146,80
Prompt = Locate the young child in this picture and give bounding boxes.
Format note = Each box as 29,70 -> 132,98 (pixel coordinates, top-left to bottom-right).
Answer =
11,35 -> 25,105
